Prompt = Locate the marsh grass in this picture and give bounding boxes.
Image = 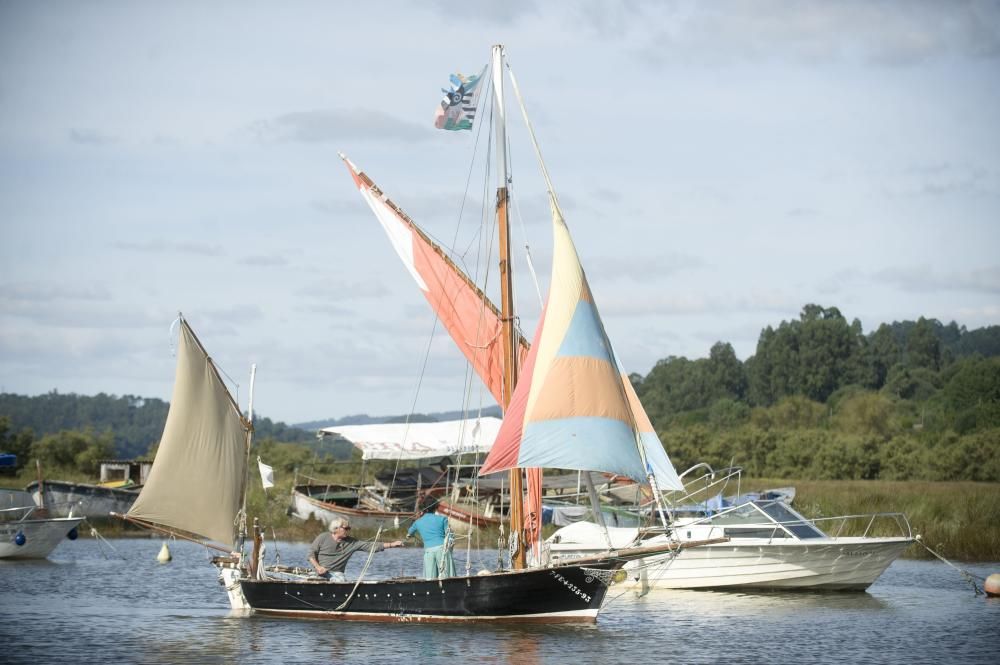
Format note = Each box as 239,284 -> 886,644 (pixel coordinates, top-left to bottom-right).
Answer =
753,478 -> 1000,561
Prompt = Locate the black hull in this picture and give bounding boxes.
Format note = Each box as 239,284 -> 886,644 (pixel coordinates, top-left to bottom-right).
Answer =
240,560 -> 623,623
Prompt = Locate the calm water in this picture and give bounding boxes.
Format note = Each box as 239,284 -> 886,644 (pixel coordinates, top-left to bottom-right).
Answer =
0,537 -> 997,664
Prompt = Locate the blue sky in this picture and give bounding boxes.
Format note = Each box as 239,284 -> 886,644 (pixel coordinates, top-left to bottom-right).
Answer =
1,1 -> 998,424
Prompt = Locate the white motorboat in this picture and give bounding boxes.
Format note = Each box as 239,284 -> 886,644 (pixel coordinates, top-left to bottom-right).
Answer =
545,497 -> 915,591
0,490 -> 84,559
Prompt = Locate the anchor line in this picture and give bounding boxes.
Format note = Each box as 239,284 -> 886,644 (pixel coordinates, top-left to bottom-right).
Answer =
917,536 -> 986,595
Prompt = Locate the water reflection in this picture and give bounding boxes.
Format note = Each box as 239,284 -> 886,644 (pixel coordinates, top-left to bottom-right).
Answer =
627,587 -> 890,616
1,539 -> 997,665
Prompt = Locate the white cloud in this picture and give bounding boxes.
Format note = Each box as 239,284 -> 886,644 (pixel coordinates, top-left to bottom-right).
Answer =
112,240 -> 223,256
874,265 -> 1000,295
249,109 -> 431,144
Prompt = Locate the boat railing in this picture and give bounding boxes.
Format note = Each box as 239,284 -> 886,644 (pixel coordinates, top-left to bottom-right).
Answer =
673,504 -> 914,542
0,504 -> 37,522
663,465 -> 745,511
809,512 -> 913,540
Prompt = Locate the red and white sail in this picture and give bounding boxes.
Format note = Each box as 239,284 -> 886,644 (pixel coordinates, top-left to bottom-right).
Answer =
341,155 -> 527,406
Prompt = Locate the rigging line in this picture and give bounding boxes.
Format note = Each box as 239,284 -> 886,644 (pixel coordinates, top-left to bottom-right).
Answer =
456,69 -> 497,261
381,286 -> 449,500
510,192 -> 544,309
383,71 -> 497,505
504,57 -> 560,214
455,68 -> 494,262
426,72 -> 497,536
335,525 -> 385,611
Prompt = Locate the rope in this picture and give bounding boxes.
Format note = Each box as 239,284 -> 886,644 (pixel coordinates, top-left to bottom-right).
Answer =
915,535 -> 986,595
439,527 -> 456,577
334,525 -> 384,611
87,522 -> 125,559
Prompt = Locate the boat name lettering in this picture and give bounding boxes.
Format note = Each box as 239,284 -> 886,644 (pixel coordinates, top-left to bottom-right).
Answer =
549,571 -> 592,602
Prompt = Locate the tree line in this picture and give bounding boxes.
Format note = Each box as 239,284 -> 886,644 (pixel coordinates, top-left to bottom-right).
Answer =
0,391 -> 314,474
633,305 -> 1000,482
2,305 -> 998,482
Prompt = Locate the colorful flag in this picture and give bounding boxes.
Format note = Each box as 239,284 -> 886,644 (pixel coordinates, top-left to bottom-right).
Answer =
257,456 -> 274,490
434,67 -> 486,131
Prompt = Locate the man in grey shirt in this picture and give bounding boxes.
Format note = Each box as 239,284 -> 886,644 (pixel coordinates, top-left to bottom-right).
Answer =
308,517 -> 403,581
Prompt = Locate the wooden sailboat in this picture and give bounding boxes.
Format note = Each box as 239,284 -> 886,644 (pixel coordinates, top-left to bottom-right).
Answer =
120,46 -> 708,623
237,45 -> 699,622
116,314 -> 260,610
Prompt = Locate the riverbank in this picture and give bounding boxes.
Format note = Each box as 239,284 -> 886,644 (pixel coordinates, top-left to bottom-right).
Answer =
6,476 -> 997,560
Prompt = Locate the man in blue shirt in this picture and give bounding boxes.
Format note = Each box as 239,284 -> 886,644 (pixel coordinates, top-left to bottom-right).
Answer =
407,501 -> 455,579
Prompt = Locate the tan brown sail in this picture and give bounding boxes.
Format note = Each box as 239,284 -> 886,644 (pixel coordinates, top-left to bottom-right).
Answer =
127,318 -> 249,549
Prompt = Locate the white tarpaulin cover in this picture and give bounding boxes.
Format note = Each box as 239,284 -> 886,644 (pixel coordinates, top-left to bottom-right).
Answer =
320,417 -> 502,461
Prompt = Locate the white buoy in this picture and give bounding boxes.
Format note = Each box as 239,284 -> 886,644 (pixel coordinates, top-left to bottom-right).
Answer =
985,573 -> 1000,597
157,541 -> 172,563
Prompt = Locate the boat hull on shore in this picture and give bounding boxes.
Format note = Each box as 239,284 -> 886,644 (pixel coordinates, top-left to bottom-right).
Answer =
26,480 -> 139,518
436,499 -> 502,533
290,485 -> 410,530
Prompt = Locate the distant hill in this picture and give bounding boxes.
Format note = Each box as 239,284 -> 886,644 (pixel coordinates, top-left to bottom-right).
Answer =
0,390 -> 504,460
0,391 -> 314,459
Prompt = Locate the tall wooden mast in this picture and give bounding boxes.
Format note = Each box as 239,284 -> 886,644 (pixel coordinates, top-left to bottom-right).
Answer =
492,44 -> 526,570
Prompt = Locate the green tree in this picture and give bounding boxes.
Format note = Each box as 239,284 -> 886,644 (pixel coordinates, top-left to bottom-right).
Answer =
868,323 -> 901,389
882,364 -> 940,401
706,342 -> 748,400
747,305 -> 865,406
878,434 -> 929,480
750,395 -> 827,430
30,429 -> 114,475
707,398 -> 750,429
907,317 -> 942,371
746,324 -> 798,406
0,416 -> 34,471
831,391 -> 899,441
940,356 -> 1000,433
796,306 -> 863,402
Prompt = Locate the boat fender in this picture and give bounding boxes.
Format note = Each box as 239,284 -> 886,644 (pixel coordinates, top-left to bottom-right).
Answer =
476,569 -> 491,576
14,531 -> 26,546
157,541 -> 172,563
985,574 -> 1000,597
67,527 -> 79,541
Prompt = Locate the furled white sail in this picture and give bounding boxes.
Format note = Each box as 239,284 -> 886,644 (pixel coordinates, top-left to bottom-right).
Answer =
127,318 -> 249,549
